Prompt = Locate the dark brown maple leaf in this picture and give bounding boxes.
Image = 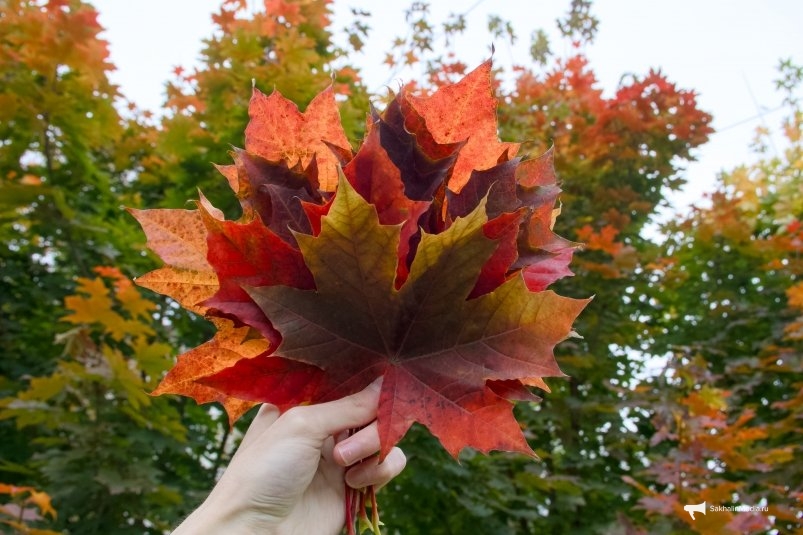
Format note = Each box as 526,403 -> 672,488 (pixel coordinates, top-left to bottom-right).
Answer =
204,177 -> 588,457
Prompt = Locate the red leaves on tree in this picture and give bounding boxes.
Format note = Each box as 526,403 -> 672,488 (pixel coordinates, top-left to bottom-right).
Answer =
132,60 -> 589,458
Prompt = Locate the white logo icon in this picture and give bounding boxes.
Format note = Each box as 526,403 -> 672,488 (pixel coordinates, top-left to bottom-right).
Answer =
683,501 -> 706,520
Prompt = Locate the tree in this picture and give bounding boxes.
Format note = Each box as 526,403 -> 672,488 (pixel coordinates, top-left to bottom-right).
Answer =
137,0 -> 371,214
0,0 -> 159,488
0,2 -> 218,532
0,268 -> 192,533
624,64 -> 802,534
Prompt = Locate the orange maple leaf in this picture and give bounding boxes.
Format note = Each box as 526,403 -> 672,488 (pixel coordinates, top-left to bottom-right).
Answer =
407,61 -> 520,192
244,86 -> 352,192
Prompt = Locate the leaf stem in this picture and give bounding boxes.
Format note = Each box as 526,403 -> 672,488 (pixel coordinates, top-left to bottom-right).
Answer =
343,428 -> 382,534
345,483 -> 355,535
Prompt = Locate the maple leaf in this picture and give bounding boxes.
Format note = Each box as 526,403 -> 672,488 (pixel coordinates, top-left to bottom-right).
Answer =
132,60 -> 589,462
376,91 -> 463,202
406,60 -> 520,192
245,86 -> 352,192
127,207 -> 218,315
151,319 -> 310,423
198,200 -> 314,344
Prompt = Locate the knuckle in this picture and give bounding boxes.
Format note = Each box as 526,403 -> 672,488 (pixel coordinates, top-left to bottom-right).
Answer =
347,392 -> 371,413
279,405 -> 314,432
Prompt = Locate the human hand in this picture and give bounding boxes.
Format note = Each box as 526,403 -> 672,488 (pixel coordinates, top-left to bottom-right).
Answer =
173,379 -> 406,535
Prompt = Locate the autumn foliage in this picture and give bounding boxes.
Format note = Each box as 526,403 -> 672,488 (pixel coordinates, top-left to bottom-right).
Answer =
2,1 -> 801,534
132,61 -> 589,462
0,483 -> 59,535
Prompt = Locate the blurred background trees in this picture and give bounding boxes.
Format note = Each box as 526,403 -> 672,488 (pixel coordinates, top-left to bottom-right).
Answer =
0,0 -> 799,533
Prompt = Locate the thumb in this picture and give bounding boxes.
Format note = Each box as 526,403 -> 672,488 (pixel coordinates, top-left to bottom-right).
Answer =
282,378 -> 383,441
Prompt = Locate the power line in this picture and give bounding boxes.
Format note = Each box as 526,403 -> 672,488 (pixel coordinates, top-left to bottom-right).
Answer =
714,104 -> 785,133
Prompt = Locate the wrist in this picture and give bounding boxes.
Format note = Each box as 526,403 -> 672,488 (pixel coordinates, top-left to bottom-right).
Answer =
172,483 -> 269,535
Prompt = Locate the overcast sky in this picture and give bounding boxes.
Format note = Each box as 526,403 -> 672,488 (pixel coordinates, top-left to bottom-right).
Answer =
92,0 -> 803,220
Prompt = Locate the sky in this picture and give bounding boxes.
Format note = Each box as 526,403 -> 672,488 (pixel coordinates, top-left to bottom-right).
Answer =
91,0 -> 803,221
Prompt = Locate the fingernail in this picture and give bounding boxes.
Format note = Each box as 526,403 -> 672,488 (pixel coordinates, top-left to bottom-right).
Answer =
367,376 -> 383,391
337,442 -> 356,465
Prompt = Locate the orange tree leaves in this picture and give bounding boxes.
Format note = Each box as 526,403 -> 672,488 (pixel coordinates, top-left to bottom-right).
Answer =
0,483 -> 60,535
0,267 -> 193,532
133,62 -> 589,458
502,54 -> 713,248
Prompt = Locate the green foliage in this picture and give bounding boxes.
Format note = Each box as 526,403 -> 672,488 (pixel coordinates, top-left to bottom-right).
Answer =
625,81 -> 803,533
0,0 -> 155,381
0,268 -> 221,534
0,0 -> 160,497
556,0 -> 599,45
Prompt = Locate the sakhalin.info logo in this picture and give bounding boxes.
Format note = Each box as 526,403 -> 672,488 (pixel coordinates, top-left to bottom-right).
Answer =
683,501 -> 769,520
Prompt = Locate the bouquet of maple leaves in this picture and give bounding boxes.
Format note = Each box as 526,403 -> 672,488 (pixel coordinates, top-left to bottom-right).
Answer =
130,61 -> 589,533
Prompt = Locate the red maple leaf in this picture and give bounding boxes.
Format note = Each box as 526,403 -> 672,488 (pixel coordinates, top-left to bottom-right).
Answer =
405,60 -> 520,192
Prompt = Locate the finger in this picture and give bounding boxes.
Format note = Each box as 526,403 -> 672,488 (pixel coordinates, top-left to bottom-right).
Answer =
279,378 -> 382,442
333,421 -> 379,466
344,447 -> 406,490
320,435 -> 337,464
